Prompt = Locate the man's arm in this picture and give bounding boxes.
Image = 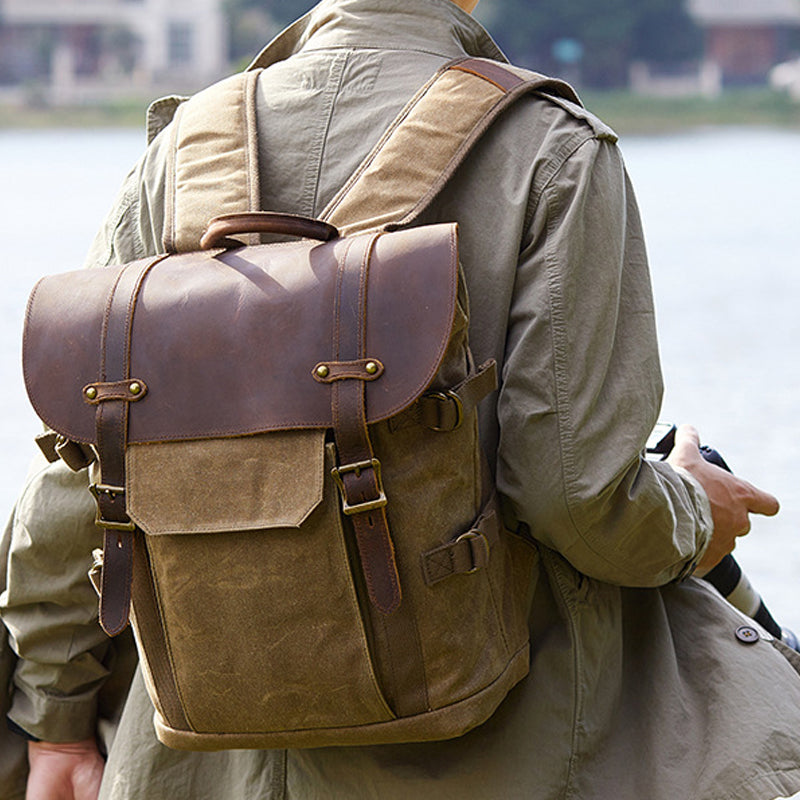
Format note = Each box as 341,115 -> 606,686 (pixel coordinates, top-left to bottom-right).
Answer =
1,456 -> 111,742
497,133 -> 774,585
2,130 -> 166,794
1,455 -> 111,800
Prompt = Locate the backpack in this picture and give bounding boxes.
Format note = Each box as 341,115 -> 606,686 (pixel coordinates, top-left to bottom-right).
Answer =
23,57 -> 577,750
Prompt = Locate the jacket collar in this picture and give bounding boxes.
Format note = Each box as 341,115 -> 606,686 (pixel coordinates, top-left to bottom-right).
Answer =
249,0 -> 506,69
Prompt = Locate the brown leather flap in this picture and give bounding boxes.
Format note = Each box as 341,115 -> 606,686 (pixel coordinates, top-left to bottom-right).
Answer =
23,224 -> 459,444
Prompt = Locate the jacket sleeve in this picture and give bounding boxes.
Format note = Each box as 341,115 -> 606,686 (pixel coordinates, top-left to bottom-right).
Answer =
82,122 -> 173,270
496,134 -> 712,587
0,127 -> 170,741
1,454 -> 112,742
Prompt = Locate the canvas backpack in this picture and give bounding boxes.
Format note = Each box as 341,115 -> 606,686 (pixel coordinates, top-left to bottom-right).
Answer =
23,57 -> 578,750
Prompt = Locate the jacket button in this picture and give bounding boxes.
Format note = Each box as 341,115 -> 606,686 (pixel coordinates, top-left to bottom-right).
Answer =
735,625 -> 760,644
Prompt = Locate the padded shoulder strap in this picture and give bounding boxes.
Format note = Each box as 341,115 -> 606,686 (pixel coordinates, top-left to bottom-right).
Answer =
163,70 -> 261,253
321,57 -> 579,236
166,57 -> 578,249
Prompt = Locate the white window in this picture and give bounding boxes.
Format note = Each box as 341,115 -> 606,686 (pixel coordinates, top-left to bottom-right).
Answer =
168,21 -> 193,66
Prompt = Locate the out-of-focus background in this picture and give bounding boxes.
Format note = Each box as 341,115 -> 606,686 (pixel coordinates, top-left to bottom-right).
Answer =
1,0 -> 799,631
2,0 -> 800,120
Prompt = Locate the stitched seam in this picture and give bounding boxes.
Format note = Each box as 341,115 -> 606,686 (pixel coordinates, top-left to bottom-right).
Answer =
536,148 -> 642,584
272,748 -> 288,800
524,128 -> 597,235
301,43 -> 496,60
162,102 -> 183,252
306,49 -> 349,216
321,63 -> 445,220
244,70 -> 261,215
331,236 -> 357,438
143,538 -> 194,731
543,551 -> 583,800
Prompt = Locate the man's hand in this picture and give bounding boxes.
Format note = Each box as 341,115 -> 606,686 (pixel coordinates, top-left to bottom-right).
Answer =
666,424 -> 780,575
26,739 -> 104,800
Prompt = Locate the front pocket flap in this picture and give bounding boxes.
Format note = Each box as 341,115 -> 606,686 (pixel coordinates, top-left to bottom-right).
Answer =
126,430 -> 325,534
23,224 -> 458,445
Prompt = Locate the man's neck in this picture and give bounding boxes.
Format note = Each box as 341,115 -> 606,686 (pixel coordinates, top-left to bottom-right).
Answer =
450,0 -> 478,13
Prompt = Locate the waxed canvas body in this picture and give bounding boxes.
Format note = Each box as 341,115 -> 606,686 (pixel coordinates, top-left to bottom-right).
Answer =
24,224 -> 534,749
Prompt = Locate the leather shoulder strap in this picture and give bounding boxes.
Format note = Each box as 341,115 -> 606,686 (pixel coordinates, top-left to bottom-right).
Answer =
166,57 -> 580,249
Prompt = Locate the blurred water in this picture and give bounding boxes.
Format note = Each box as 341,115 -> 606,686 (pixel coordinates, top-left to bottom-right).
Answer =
0,126 -> 144,508
622,128 -> 800,632
1,125 -> 799,629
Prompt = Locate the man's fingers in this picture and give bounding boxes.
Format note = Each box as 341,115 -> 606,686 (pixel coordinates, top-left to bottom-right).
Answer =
743,481 -> 780,517
667,424 -> 701,466
666,422 -> 781,524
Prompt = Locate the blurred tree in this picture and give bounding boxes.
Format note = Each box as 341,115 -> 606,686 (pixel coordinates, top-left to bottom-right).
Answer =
632,0 -> 703,64
265,0 -> 318,24
224,0 -> 315,63
223,0 -> 700,88
477,0 -> 701,87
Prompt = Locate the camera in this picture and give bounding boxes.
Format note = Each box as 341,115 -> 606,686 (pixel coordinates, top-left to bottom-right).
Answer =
646,423 -> 799,651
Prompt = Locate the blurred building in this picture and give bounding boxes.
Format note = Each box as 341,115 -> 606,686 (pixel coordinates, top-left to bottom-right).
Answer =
0,0 -> 228,100
688,0 -> 800,85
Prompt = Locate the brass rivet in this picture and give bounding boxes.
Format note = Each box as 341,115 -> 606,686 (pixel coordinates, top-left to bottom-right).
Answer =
316,365 -> 330,378
85,387 -> 98,400
365,361 -> 379,375
129,382 -> 142,395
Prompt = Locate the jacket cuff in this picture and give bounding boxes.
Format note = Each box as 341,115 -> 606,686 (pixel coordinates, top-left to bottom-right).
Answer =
6,717 -> 40,741
671,465 -> 713,581
7,686 -> 99,744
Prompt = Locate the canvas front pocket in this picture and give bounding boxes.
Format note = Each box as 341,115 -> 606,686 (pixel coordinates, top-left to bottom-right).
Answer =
125,430 -> 395,736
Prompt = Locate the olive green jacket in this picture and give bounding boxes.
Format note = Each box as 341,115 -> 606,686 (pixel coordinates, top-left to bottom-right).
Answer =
1,511 -> 26,800
4,1 -> 800,798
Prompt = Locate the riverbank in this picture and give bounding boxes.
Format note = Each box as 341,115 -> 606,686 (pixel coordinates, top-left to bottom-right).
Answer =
1,88 -> 799,134
584,88 -> 800,135
0,98 -> 149,129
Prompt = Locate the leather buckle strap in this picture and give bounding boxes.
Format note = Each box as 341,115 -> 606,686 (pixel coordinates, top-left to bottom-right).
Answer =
55,437 -> 96,471
331,458 -> 388,515
328,232 -> 402,615
422,529 -> 490,587
422,390 -> 464,432
455,530 -> 491,574
89,483 -> 136,532
35,432 -> 96,471
421,499 -> 501,586
92,254 -> 166,637
34,431 -> 60,463
419,359 -> 498,432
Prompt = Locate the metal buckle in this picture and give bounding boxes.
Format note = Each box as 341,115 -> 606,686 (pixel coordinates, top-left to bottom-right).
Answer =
427,390 -> 464,432
89,483 -> 136,532
89,483 -> 125,501
331,458 -> 388,515
92,511 -> 137,532
455,530 -> 490,573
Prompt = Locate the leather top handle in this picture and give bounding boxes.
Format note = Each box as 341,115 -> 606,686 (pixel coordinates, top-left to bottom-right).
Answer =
200,212 -> 340,250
